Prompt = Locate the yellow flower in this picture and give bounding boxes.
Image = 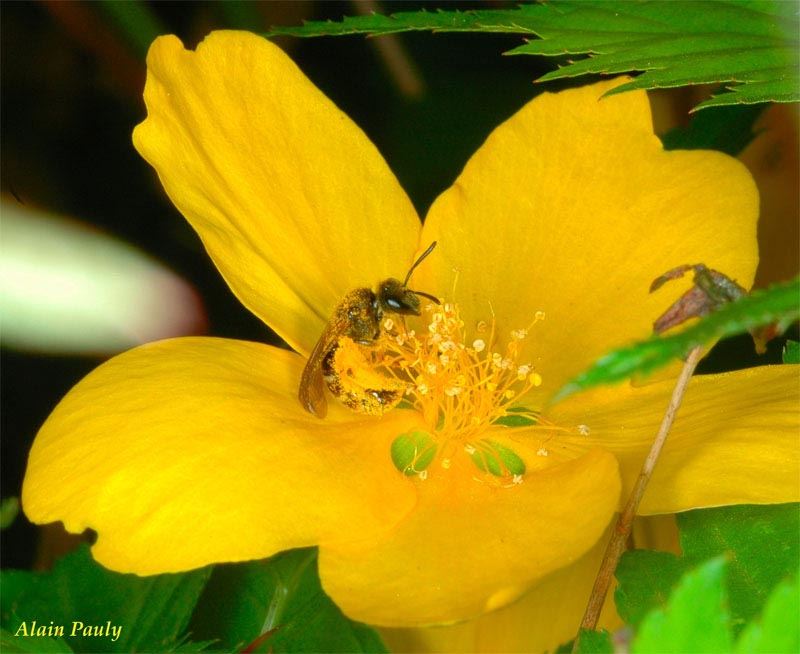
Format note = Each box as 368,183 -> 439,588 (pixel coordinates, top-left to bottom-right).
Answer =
22,31 -> 799,652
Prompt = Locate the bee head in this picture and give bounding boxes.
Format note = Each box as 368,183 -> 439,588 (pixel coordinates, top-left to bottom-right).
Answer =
378,278 -> 422,315
376,242 -> 441,316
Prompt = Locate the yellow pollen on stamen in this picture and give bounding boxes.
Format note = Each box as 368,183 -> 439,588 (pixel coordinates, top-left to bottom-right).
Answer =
378,301 -> 547,454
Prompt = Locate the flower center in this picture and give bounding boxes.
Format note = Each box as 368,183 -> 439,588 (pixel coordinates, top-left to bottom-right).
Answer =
382,302 -> 544,436
326,301 -> 574,483
375,301 -> 557,483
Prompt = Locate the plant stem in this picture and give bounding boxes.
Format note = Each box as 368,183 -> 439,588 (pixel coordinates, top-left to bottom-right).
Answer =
574,345 -> 703,648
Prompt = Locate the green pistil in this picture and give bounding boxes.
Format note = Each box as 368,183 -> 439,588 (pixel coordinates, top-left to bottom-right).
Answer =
391,430 -> 437,477
468,439 -> 526,478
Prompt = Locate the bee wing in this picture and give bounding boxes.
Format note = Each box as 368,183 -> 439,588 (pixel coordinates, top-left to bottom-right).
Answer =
298,322 -> 342,418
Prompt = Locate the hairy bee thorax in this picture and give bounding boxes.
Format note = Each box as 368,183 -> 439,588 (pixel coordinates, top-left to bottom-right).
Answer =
337,288 -> 382,344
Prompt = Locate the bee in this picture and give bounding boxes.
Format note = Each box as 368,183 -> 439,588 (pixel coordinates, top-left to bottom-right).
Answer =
299,241 -> 440,418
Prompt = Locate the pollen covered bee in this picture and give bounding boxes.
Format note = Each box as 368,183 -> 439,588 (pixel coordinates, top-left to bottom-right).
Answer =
298,242 -> 439,418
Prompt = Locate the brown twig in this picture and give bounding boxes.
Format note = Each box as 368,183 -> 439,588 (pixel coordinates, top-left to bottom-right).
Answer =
573,345 -> 704,649
351,0 -> 425,99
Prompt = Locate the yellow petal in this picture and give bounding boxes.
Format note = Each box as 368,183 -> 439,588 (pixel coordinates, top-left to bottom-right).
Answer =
132,32 -> 421,355
380,514 -> 679,653
319,448 -> 620,626
551,365 -> 800,514
420,79 -> 758,398
22,338 -> 418,574
380,526 -> 621,653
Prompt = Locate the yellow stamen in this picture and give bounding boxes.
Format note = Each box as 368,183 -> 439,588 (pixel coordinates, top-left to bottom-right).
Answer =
379,302 -> 547,448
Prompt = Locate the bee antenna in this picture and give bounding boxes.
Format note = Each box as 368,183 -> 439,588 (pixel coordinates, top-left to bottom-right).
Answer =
403,241 -> 438,286
412,289 -> 441,305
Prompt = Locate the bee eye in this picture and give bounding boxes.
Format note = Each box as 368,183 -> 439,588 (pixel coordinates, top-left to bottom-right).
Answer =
386,298 -> 403,310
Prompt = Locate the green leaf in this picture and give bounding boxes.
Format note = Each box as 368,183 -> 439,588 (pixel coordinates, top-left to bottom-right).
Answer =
189,549 -> 387,653
632,557 -> 733,653
0,627 -> 72,653
0,545 -> 210,653
735,572 -> 800,653
678,504 -> 800,627
616,504 -> 799,639
508,0 -> 800,110
575,628 -> 614,653
266,7 -> 543,37
266,1 -> 800,110
556,277 -> 800,400
615,550 -> 687,627
783,340 -> 800,364
660,104 -> 764,156
168,639 -> 214,653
